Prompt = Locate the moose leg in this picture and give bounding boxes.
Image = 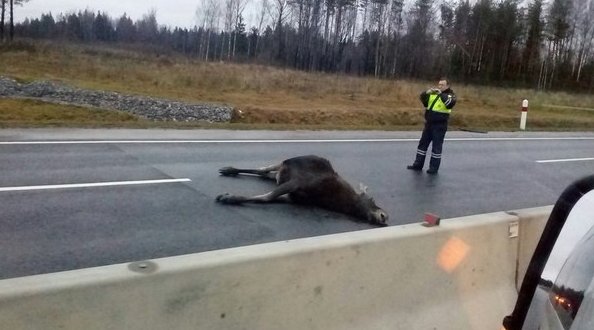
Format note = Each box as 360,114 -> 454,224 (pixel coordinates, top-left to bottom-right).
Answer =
216,180 -> 298,205
219,163 -> 281,181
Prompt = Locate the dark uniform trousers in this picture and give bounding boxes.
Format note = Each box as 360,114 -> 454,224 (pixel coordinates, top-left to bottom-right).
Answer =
413,120 -> 448,170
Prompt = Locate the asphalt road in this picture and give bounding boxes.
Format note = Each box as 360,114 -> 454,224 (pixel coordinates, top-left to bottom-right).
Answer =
1,129 -> 594,279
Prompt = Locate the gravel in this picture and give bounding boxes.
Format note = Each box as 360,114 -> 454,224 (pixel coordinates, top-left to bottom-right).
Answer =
0,76 -> 234,122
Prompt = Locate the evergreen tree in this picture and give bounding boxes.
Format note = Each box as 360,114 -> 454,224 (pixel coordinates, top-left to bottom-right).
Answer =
136,9 -> 159,43
65,13 -> 83,41
115,14 -> 136,43
451,0 -> 472,77
406,0 -> 434,77
522,0 -> 543,82
543,0 -> 572,88
37,13 -> 55,38
489,0 -> 522,82
93,12 -> 113,42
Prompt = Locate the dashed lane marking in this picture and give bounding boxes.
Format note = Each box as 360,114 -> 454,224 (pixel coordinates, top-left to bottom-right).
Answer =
0,178 -> 192,192
536,157 -> 594,164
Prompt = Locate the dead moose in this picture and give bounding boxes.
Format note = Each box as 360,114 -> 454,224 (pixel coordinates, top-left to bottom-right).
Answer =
215,155 -> 389,226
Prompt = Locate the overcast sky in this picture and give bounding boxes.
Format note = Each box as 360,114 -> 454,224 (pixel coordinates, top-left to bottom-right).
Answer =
15,0 -> 261,30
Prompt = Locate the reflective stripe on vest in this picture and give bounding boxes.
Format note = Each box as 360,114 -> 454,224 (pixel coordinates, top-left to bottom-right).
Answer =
428,94 -> 452,114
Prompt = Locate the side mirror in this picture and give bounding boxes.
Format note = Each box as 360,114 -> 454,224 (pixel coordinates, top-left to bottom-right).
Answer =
503,175 -> 594,329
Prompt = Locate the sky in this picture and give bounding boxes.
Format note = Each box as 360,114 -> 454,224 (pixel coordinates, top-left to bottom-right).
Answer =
15,0 -> 262,30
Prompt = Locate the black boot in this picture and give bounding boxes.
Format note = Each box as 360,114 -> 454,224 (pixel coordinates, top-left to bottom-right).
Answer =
407,152 -> 426,171
427,156 -> 441,174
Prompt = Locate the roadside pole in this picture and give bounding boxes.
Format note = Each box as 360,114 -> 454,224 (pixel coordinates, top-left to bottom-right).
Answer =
520,99 -> 528,130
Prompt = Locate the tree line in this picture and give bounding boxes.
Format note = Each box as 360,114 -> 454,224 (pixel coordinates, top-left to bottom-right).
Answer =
8,0 -> 594,92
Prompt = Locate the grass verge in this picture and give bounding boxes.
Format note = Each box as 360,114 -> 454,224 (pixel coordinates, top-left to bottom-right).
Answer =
1,40 -> 594,131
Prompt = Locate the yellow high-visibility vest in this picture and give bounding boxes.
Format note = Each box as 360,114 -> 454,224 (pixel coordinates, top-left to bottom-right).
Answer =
428,94 -> 452,114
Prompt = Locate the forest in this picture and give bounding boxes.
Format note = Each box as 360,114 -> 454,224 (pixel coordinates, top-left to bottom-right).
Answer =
4,0 -> 594,92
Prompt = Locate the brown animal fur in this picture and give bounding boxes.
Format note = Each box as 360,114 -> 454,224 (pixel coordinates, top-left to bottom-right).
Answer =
215,155 -> 388,226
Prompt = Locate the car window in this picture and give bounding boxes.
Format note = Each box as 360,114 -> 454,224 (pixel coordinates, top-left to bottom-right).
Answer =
572,276 -> 594,330
548,225 -> 594,329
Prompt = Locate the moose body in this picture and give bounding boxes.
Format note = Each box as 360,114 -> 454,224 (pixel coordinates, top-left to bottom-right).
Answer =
216,155 -> 388,226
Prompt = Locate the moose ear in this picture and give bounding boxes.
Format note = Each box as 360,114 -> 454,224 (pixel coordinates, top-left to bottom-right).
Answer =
358,183 -> 369,194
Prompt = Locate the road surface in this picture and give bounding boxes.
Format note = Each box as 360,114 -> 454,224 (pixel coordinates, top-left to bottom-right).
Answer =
1,129 -> 594,279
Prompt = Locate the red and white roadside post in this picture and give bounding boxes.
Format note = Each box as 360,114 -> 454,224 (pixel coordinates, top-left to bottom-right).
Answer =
520,99 -> 528,130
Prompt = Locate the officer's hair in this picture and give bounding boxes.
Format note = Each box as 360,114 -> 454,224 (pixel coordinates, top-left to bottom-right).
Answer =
439,77 -> 450,86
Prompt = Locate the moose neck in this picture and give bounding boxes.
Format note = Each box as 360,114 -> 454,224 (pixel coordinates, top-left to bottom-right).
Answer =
348,194 -> 371,221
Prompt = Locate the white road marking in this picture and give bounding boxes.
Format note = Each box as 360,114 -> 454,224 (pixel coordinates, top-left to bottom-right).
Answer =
1,137 -> 594,145
0,178 -> 191,192
536,157 -> 594,164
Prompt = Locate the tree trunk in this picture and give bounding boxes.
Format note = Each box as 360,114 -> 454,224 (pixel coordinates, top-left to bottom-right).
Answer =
309,1 -> 322,71
323,5 -> 331,69
1,0 -> 5,41
205,29 -> 211,61
9,0 -> 13,41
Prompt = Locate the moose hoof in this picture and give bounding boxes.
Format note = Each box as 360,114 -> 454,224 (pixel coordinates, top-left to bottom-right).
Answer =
219,167 -> 239,176
216,193 -> 240,204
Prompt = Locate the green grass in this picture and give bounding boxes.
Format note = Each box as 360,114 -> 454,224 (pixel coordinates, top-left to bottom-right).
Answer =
1,40 -> 594,131
0,98 -> 145,128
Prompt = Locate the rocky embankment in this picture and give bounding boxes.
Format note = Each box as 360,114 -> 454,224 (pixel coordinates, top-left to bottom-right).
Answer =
0,76 -> 234,122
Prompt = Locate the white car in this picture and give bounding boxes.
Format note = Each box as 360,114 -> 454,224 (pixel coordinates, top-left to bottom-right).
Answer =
503,175 -> 594,330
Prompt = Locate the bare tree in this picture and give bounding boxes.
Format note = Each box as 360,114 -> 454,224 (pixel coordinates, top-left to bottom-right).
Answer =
288,0 -> 306,68
195,0 -> 209,58
271,0 -> 290,60
333,0 -> 356,69
542,0 -> 572,89
287,0 -> 323,69
8,0 -> 29,41
388,0 -> 404,76
253,0 -> 270,57
224,0 -> 235,59
194,0 -> 222,61
570,0 -> 594,82
370,0 -> 388,77
347,0 -> 358,41
309,0 -> 325,70
1,0 -> 6,41
406,0 -> 435,76
521,0 -> 544,82
320,0 -> 355,70
222,0 -> 249,60
359,0 -> 369,33
232,0 -> 250,58
9,0 -> 12,41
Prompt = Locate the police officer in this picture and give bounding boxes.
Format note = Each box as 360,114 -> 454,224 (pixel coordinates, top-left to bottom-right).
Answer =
407,78 -> 457,175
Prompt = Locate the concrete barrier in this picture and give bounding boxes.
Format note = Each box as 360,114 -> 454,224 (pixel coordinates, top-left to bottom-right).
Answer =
511,206 -> 551,289
0,206 -> 551,330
